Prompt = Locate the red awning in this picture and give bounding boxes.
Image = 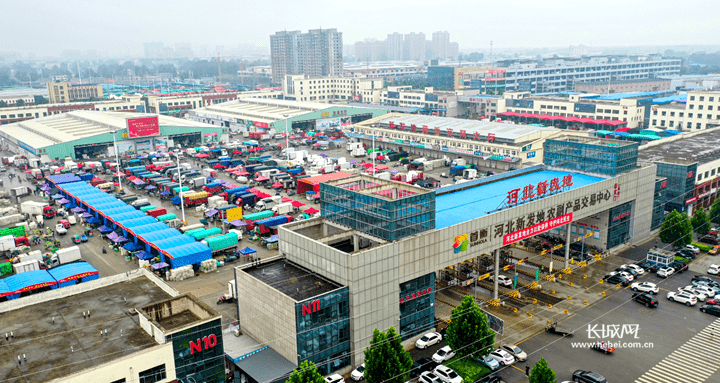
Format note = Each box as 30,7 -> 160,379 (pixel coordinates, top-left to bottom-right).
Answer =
304,207 -> 319,214
281,197 -> 293,202
255,176 -> 269,181
271,183 -> 283,188
292,201 -> 305,207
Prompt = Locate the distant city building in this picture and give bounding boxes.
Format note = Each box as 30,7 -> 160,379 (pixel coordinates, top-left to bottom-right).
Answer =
650,89 -> 720,131
270,28 -> 343,83
403,32 -> 426,62
47,81 -> 104,103
574,78 -> 672,94
354,39 -> 387,62
283,74 -> 384,104
387,33 -> 404,61
343,61 -> 427,81
143,42 -> 164,58
380,85 -> 469,116
430,31 -> 458,61
496,55 -> 681,93
659,74 -> 720,90
146,90 -> 282,117
427,66 -> 506,92
0,95 -> 143,125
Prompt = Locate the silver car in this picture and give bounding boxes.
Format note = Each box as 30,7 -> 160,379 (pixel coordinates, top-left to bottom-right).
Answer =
500,344 -> 527,362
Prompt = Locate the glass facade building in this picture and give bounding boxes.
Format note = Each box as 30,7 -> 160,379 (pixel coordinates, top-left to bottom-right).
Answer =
652,178 -> 668,230
544,138 -> 639,176
399,272 -> 435,340
655,161 -> 698,213
321,177 -> 436,241
296,287 -> 351,375
167,318 -> 225,383
607,202 -> 633,249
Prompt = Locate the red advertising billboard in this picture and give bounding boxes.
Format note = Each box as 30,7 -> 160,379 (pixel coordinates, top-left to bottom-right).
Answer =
127,116 -> 160,138
503,213 -> 573,246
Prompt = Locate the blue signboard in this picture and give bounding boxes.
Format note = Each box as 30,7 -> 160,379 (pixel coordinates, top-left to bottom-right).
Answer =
17,140 -> 35,154
526,151 -> 536,159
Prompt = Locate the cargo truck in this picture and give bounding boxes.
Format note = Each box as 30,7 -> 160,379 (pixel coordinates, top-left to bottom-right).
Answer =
272,202 -> 294,215
201,231 -> 241,254
45,246 -> 82,269
20,201 -> 56,218
13,259 -> 40,274
218,280 -> 237,304
0,214 -> 25,227
146,207 -> 168,218
254,215 -> 293,235
202,182 -> 223,195
172,191 -> 209,207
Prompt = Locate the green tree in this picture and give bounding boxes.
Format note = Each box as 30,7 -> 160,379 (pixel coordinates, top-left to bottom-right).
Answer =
529,357 -> 557,383
364,327 -> 412,383
710,198 -> 720,225
691,206 -> 711,235
446,295 -> 495,365
286,360 -> 324,383
659,210 -> 693,246
15,99 -> 25,107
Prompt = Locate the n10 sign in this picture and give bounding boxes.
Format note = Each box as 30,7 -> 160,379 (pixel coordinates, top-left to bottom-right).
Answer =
127,116 -> 160,138
189,334 -> 218,355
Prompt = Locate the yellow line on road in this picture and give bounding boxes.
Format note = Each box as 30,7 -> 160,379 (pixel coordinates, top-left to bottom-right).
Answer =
510,365 -> 524,372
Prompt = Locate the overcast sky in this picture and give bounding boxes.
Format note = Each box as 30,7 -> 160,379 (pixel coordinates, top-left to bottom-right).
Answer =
4,0 -> 719,57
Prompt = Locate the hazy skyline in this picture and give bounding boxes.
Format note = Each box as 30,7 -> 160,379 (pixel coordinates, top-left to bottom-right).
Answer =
3,0 -> 719,57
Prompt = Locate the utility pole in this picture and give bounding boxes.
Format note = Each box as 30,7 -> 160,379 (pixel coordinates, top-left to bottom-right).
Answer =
240,56 -> 245,86
490,41 -> 493,66
77,62 -> 82,84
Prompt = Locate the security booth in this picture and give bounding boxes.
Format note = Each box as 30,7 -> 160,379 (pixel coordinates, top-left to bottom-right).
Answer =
646,248 -> 674,267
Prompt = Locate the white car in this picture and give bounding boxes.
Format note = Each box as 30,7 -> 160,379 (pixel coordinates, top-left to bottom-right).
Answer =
433,365 -> 463,383
657,267 -> 675,278
621,264 -> 645,275
415,332 -> 442,349
667,291 -> 698,306
682,244 -> 701,254
488,348 -> 516,366
55,223 -> 67,235
709,265 -> 720,275
608,270 -> 634,281
350,364 -> 365,381
678,286 -> 708,301
325,374 -> 345,383
418,372 -> 442,383
432,345 -> 456,363
631,282 -> 659,294
490,275 -> 513,287
691,285 -> 716,299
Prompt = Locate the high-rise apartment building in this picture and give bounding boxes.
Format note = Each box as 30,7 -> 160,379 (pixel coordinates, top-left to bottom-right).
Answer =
354,39 -> 387,62
431,31 -> 450,60
403,32 -> 426,61
270,29 -> 343,83
387,33 -> 404,61
143,42 -> 164,58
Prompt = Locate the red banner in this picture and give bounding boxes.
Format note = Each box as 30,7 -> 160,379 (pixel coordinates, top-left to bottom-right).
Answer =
503,213 -> 573,246
127,116 -> 160,138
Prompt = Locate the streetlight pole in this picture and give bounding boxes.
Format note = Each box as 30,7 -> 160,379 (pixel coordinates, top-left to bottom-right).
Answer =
283,114 -> 290,159
113,131 -> 123,193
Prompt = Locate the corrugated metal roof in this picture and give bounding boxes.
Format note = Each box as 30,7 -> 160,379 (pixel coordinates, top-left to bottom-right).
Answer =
231,347 -> 296,382
47,262 -> 98,283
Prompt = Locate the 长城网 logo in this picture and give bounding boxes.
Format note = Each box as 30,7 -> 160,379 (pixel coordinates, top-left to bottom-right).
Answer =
453,234 -> 469,253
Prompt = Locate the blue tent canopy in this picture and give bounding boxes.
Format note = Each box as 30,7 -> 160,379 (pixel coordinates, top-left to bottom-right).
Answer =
3,270 -> 57,294
266,235 -> 279,243
239,247 -> 257,255
122,216 -> 158,228
131,222 -> 169,235
160,191 -> 171,196
47,262 -> 98,283
135,251 -> 154,260
123,242 -> 144,252
87,217 -> 101,224
140,229 -> 183,242
97,225 -> 113,234
145,185 -> 157,190
165,242 -> 212,268
153,235 -> 195,249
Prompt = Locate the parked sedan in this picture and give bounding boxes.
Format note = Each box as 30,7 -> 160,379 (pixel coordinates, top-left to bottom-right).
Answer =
488,349 -> 515,366
621,264 -> 645,274
472,353 -> 500,371
657,267 -> 675,278
605,274 -> 631,287
681,244 -> 700,254
325,374 -> 345,383
409,358 -> 437,379
667,291 -> 698,306
700,304 -> 720,316
709,245 -> 720,255
692,281 -> 720,294
631,282 -> 659,294
490,275 -> 513,287
632,292 -> 658,308
433,365 -> 463,383
572,370 -> 608,383
709,265 -> 720,275
636,260 -> 660,273
500,344 -> 527,362
415,332 -> 442,349
607,270 -> 634,281
432,346 -> 456,363
707,298 -> 720,306
418,372 -> 442,383
350,364 -> 365,381
678,286 -> 708,301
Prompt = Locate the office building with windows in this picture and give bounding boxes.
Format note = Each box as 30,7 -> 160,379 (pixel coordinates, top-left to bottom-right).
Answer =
649,89 -> 720,131
47,81 -> 104,103
270,29 -> 343,83
543,136 -> 639,176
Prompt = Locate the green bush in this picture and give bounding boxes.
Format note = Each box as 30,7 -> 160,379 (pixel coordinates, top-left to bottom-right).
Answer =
674,256 -> 690,263
692,242 -> 712,252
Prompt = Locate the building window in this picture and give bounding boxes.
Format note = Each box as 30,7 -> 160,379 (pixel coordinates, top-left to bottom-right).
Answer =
111,380 -> 127,383
139,364 -> 166,383
690,96 -> 696,101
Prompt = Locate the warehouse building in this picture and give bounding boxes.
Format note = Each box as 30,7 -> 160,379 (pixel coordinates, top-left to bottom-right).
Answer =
0,110 -> 224,161
348,113 -> 591,171
188,98 -> 387,133
236,140 -> 659,373
0,271 -> 225,383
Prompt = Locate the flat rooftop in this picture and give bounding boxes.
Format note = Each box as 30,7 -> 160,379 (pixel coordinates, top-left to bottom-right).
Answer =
435,169 -> 605,229
0,276 -> 172,383
638,128 -> 720,164
193,98 -> 329,124
139,293 -> 220,333
245,259 -> 342,302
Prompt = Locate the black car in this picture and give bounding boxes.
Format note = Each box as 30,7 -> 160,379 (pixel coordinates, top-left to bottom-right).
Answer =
693,275 -> 717,284
475,374 -> 506,383
676,249 -> 696,259
409,358 -> 437,379
700,304 -> 720,316
636,260 -> 660,273
632,292 -> 658,308
616,267 -> 639,277
700,235 -> 720,245
573,370 -> 608,383
671,261 -> 689,274
605,274 -> 631,287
